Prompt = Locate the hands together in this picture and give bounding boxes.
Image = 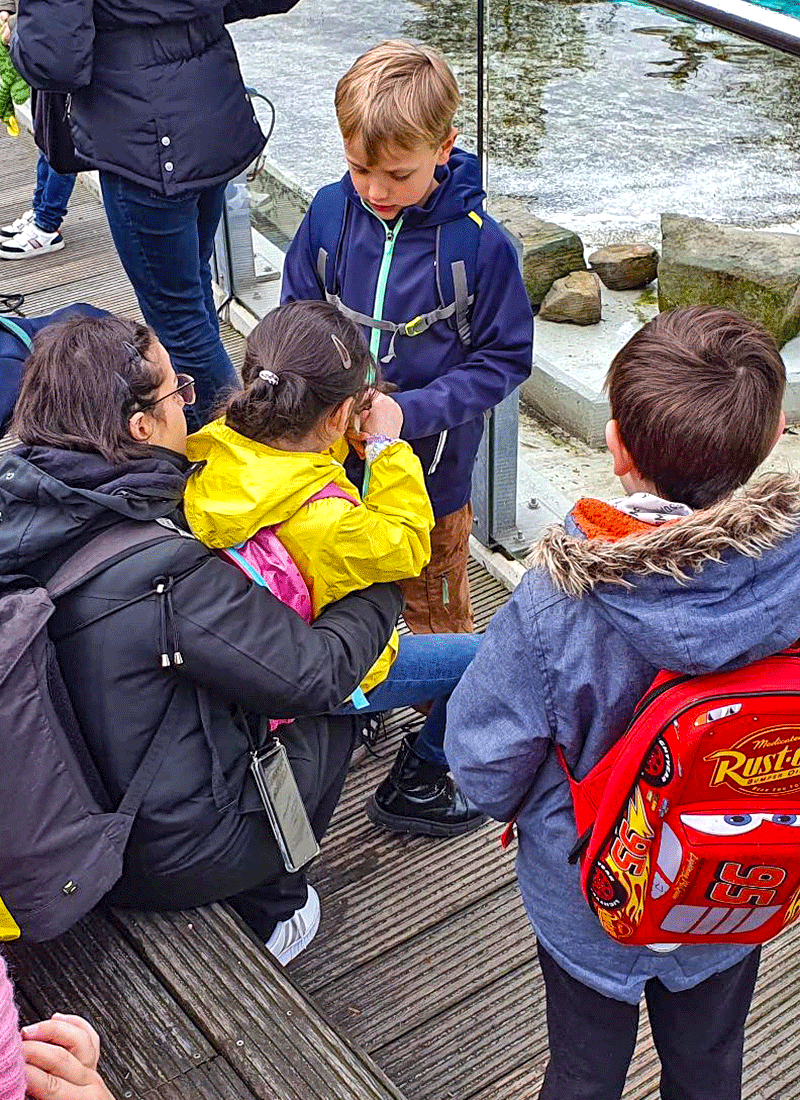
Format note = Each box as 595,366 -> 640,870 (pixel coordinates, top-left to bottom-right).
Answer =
22,1014 -> 116,1100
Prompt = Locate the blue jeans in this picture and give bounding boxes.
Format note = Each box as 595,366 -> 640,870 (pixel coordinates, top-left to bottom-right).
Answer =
100,172 -> 240,425
335,632 -> 482,765
32,153 -> 75,234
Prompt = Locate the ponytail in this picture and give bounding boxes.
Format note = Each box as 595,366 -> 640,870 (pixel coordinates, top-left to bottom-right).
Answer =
224,300 -> 374,444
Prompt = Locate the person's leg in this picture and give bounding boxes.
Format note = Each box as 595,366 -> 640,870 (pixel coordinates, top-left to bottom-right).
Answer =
196,183 -> 225,338
646,949 -> 760,1100
229,714 -> 359,949
348,635 -> 485,836
399,503 -> 474,634
99,171 -> 240,424
335,632 -> 482,762
32,157 -> 76,233
537,943 -> 639,1100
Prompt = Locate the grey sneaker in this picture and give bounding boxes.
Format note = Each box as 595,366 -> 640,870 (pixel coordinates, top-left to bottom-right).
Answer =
264,885 -> 320,965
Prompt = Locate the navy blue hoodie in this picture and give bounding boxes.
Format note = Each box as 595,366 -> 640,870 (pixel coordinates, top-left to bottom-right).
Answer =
281,149 -> 534,518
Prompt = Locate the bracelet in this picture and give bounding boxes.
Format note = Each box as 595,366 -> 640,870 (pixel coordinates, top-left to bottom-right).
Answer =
365,434 -> 396,465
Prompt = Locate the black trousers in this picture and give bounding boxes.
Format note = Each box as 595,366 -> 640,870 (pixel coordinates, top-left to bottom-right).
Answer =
537,943 -> 760,1100
109,715 -> 357,941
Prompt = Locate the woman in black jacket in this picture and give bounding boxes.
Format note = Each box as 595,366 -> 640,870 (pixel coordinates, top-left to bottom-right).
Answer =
11,0 -> 297,424
0,313 -> 401,964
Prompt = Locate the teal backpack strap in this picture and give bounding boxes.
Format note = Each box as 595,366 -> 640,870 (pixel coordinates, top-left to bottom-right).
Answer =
0,316 -> 33,351
436,208 -> 484,348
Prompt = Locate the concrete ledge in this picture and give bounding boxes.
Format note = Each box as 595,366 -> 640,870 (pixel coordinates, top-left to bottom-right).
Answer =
523,352 -> 609,449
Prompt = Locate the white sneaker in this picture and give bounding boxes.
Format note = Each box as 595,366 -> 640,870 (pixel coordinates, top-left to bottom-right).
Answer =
0,222 -> 65,260
265,885 -> 321,966
1,209 -> 34,238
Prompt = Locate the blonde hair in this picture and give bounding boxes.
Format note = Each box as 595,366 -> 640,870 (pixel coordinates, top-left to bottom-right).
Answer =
335,40 -> 460,163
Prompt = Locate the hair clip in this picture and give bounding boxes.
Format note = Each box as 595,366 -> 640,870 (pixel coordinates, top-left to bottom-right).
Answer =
331,334 -> 352,369
258,369 -> 279,385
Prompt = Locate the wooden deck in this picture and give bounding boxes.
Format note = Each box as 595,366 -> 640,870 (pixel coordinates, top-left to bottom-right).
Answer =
3,129 -> 800,1100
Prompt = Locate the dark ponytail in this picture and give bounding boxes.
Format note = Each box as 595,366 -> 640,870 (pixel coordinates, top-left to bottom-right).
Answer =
224,300 -> 375,444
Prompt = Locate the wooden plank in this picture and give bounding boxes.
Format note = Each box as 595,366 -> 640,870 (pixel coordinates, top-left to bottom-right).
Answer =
112,903 -> 409,1100
375,962 -> 547,1100
298,822 -> 516,991
142,1057 -> 260,1100
315,884 -> 536,1050
7,912 -> 215,1099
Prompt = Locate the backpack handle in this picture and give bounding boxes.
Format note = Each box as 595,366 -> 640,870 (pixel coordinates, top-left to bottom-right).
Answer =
47,521 -> 188,600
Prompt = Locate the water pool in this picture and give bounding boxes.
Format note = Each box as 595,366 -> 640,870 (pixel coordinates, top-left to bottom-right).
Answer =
232,0 -> 800,246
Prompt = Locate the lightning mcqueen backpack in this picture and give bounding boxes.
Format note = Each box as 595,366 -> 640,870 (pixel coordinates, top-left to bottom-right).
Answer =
505,645 -> 800,948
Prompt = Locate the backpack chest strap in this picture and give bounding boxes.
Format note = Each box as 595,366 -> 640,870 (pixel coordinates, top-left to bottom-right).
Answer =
318,244 -> 472,363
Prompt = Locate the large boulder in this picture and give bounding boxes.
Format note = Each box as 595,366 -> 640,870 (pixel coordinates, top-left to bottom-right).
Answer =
658,214 -> 800,348
490,197 -> 586,305
589,243 -> 659,290
538,271 -> 601,325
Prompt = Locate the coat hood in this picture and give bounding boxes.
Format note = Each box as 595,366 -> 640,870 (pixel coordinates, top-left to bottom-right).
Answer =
0,445 -> 191,579
184,419 -> 354,548
530,472 -> 800,674
341,147 -> 486,230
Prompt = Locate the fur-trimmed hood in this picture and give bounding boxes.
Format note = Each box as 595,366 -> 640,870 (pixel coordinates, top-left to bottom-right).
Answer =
532,472 -> 800,597
530,471 -> 800,675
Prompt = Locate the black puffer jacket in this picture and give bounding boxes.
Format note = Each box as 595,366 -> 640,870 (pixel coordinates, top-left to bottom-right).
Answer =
0,445 -> 401,886
11,0 -> 298,193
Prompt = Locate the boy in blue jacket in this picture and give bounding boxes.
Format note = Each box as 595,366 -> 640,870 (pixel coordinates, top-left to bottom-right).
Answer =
445,307 -> 799,1100
282,40 -> 533,834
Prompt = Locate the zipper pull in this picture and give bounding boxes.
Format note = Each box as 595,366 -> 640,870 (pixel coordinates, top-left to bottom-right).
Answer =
385,230 -> 394,244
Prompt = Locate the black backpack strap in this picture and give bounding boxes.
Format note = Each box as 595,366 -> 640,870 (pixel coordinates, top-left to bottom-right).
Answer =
46,520 -> 192,600
116,686 -> 192,818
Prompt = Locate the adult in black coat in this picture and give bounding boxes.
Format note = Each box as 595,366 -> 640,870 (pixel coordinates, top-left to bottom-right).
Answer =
0,312 -> 401,963
11,0 -> 299,423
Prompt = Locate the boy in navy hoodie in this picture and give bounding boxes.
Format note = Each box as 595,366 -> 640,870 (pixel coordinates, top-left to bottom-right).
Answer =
282,40 -> 533,833
445,307 -> 797,1099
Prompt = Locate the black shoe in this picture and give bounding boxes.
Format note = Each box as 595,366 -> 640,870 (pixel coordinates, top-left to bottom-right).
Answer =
366,736 -> 487,837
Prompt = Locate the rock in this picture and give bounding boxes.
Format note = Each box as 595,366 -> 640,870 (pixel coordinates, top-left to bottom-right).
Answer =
588,243 -> 659,290
658,213 -> 800,348
489,197 -> 587,305
538,271 -> 602,325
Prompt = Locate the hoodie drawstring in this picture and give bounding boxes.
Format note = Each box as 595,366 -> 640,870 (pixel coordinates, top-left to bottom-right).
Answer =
155,576 -> 183,668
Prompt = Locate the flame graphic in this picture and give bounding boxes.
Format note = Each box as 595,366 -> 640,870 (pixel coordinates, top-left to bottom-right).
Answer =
603,785 -> 655,935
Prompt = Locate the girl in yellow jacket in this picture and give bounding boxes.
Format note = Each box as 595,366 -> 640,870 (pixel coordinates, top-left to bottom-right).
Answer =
184,301 -> 484,838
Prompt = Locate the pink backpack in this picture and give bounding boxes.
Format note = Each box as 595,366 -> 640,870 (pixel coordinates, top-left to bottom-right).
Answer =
217,481 -> 358,623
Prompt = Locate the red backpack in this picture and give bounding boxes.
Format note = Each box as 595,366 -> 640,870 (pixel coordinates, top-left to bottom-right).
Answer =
504,646 -> 800,948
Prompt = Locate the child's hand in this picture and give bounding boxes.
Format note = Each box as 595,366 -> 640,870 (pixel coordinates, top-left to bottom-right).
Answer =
0,13 -> 10,45
359,393 -> 404,440
22,1014 -> 116,1099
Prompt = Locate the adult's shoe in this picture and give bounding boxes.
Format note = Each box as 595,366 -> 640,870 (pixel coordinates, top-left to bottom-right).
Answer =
0,222 -> 64,259
367,735 -> 486,837
1,209 -> 34,238
264,885 -> 321,966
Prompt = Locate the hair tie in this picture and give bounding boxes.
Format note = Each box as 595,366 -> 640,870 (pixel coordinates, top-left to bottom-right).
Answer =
330,334 -> 352,370
259,369 -> 279,385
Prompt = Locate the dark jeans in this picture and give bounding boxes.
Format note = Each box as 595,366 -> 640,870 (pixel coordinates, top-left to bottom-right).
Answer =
100,172 -> 240,425
32,153 -> 76,234
536,943 -> 760,1100
109,715 -> 357,941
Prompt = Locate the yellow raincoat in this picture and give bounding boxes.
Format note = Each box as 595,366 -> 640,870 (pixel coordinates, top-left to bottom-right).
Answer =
184,420 -> 434,693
